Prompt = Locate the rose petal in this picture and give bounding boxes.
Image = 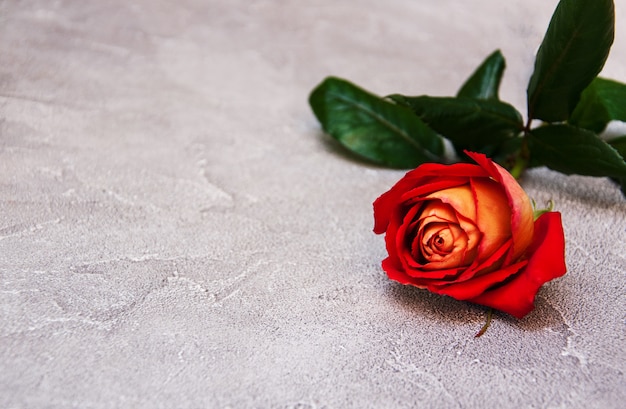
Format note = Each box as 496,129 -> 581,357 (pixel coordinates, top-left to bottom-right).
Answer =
399,177 -> 468,205
394,205 -> 423,273
465,151 -> 534,263
407,267 -> 466,281
374,161 -> 490,235
404,240 -> 511,289
383,256 -> 464,284
374,175 -> 466,234
424,185 -> 481,264
429,259 -> 527,300
408,162 -> 490,179
426,185 -> 476,222
470,177 -> 512,261
416,200 -> 460,224
465,212 -> 567,318
382,257 -> 422,286
382,207 -> 405,269
453,239 -> 513,283
420,223 -> 471,270
452,211 -> 481,262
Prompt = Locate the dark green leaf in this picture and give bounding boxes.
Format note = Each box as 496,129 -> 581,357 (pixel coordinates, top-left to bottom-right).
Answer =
608,135 -> 626,158
570,78 -> 626,133
389,95 -> 523,154
308,77 -> 444,168
457,50 -> 505,100
528,124 -> 626,177
484,137 -> 525,169
527,0 -> 615,122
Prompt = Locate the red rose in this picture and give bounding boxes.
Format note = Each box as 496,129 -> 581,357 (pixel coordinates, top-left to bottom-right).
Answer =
373,151 -> 566,318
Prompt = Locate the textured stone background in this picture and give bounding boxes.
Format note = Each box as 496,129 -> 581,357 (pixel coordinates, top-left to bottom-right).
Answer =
1,1 -> 625,408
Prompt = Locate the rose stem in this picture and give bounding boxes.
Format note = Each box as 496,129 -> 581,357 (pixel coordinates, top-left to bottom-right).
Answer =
509,137 -> 530,180
474,308 -> 494,338
509,155 -> 527,180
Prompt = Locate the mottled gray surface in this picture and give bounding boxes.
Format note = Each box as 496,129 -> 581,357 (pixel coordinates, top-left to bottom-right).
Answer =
1,0 -> 625,408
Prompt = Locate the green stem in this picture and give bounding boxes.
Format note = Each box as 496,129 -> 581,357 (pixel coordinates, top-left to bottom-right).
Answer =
474,309 -> 493,338
509,154 -> 527,180
510,135 -> 531,180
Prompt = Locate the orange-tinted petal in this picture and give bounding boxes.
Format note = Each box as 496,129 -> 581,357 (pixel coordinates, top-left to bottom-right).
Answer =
465,151 -> 534,263
426,184 -> 476,222
470,177 -> 512,261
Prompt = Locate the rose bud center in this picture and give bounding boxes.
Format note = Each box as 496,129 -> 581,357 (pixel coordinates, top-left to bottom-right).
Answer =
407,199 -> 480,271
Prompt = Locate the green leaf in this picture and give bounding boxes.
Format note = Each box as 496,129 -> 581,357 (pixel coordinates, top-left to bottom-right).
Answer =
389,95 -> 523,154
457,50 -> 506,100
528,124 -> 626,177
486,136 -> 525,169
308,77 -> 444,168
608,135 -> 626,158
570,78 -> 626,133
527,0 -> 615,122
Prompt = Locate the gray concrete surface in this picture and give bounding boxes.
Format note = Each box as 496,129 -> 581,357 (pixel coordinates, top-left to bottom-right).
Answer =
1,0 -> 625,408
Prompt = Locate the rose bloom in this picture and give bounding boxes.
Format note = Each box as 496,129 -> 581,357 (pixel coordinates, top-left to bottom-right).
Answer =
373,152 -> 566,318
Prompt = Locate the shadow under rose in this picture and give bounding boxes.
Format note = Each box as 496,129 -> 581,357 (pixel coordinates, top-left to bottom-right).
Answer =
510,292 -> 572,332
386,281 -> 568,333
385,281 -> 485,326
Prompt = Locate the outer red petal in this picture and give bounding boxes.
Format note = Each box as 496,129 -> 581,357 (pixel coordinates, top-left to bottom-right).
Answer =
430,260 -> 527,300
382,257 -> 464,289
411,162 -> 490,179
373,161 -> 489,234
466,212 -> 567,318
374,178 -> 457,234
382,257 -> 424,287
399,177 -> 469,205
382,209 -> 404,269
